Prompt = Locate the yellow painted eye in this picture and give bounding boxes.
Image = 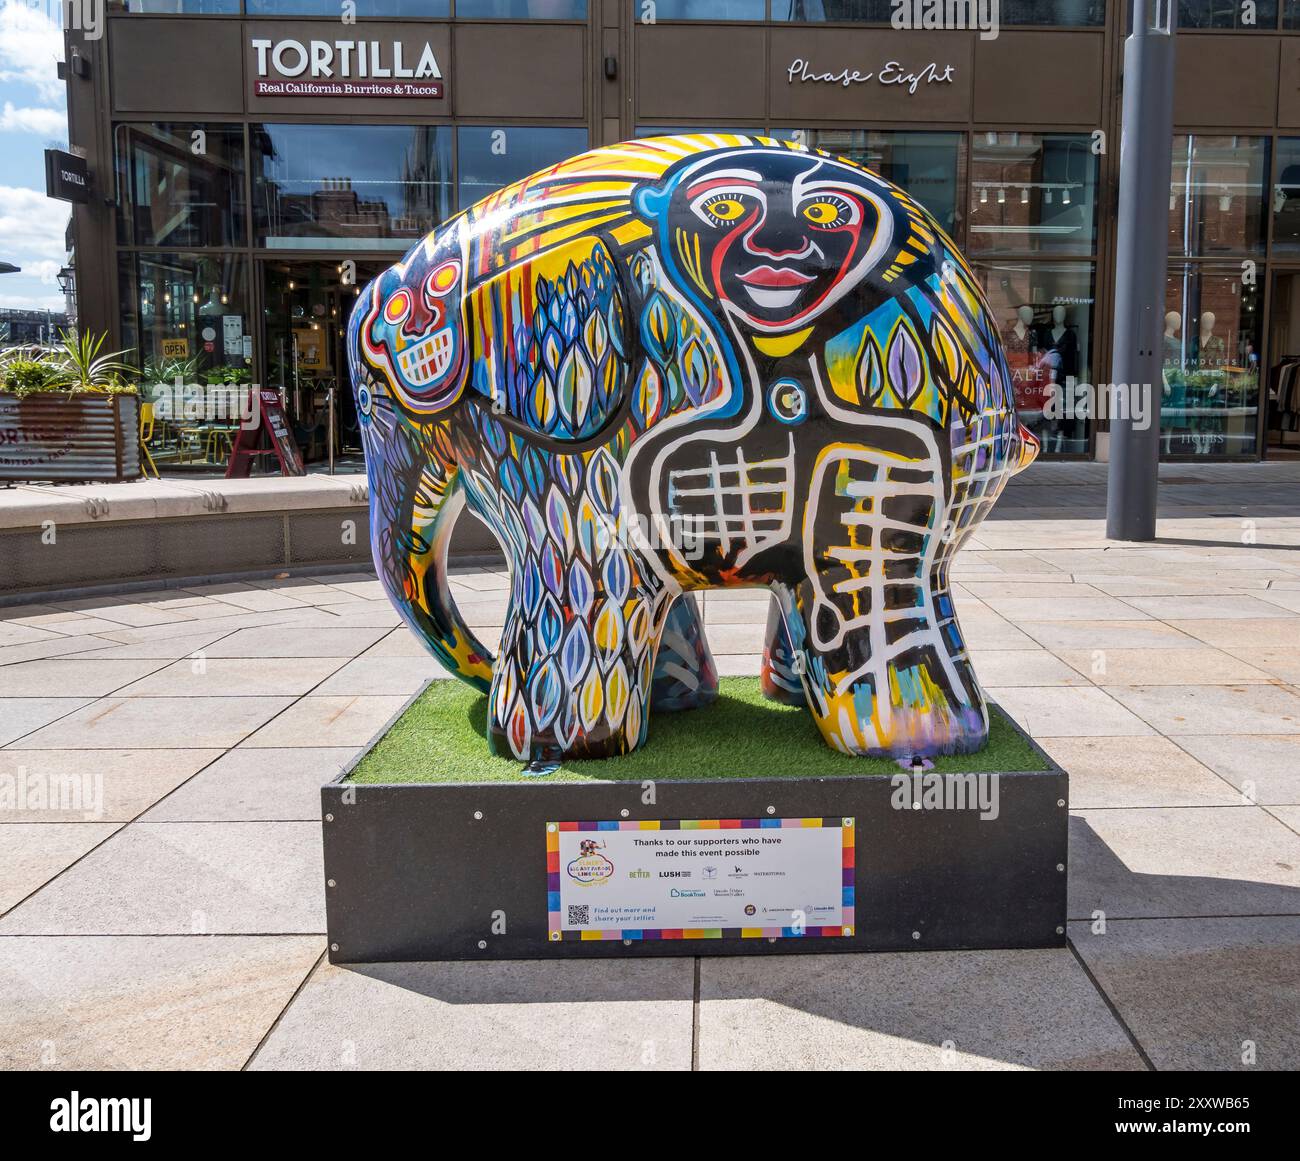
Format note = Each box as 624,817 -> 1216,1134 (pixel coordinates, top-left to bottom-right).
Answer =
705,197 -> 747,222
802,200 -> 843,226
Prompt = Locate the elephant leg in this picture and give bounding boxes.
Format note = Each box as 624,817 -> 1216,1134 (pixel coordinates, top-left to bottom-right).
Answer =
760,595 -> 806,707
651,594 -> 719,712
487,545 -> 666,762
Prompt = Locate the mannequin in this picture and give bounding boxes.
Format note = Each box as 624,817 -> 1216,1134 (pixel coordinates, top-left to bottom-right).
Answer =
1197,310 -> 1225,369
1164,311 -> 1182,341
1050,304 -> 1067,344
1012,304 -> 1034,341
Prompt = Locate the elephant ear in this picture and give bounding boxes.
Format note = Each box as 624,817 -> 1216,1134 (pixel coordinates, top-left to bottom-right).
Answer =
465,237 -> 633,444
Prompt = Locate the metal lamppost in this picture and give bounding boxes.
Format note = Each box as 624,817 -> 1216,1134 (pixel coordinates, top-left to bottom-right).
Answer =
1106,0 -> 1176,542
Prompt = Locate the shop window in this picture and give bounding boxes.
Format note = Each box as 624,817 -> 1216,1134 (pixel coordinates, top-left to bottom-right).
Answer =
1169,135 -> 1268,258
643,0 -> 766,16
1286,0 -> 1300,25
973,262 -> 1095,456
456,127 -> 589,208
774,128 -> 966,239
115,124 -> 246,249
125,0 -> 240,12
772,0 -> 1104,22
1269,139 -> 1300,253
968,133 -> 1098,256
245,0 -> 449,12
635,127 -> 763,137
1178,0 -> 1277,28
457,0 -> 587,14
252,124 -> 453,249
119,253 -> 252,387
1162,263 -> 1262,458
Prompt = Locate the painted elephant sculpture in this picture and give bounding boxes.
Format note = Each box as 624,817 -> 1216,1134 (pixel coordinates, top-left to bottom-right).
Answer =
347,134 -> 1038,763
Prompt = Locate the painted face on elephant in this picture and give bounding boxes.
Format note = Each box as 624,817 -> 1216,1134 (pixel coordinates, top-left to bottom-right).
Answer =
642,150 -> 896,335
360,235 -> 467,414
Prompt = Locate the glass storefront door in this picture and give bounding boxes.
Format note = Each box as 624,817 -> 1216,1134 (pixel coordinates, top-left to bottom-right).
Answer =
261,258 -> 388,467
1266,270 -> 1300,458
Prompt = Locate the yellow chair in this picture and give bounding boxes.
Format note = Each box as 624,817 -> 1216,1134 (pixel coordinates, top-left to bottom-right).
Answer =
139,401 -> 161,479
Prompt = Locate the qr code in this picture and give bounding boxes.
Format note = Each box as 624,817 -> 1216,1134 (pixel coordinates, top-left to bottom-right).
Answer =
567,904 -> 590,926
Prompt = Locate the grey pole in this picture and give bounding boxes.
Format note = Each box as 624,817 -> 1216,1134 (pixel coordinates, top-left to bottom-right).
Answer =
1106,0 -> 1176,542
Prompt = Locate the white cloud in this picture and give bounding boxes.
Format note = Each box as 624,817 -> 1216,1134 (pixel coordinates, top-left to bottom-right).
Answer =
0,101 -> 66,137
0,2 -> 64,105
0,185 -> 70,282
0,290 -> 66,312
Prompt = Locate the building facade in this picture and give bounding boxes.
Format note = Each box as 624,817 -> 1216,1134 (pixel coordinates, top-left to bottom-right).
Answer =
62,1 -> 1300,461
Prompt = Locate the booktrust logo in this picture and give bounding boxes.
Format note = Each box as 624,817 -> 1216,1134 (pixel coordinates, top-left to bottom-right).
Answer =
891,0 -> 1000,40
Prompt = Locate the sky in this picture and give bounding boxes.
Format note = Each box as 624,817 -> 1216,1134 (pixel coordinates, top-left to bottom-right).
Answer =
0,0 -> 70,313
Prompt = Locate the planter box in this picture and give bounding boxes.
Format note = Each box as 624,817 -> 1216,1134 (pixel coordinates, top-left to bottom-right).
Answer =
0,392 -> 141,482
321,680 -> 1069,964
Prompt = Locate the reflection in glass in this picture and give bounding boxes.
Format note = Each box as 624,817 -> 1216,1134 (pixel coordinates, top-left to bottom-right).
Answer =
773,0 -> 1103,20
126,0 -> 240,11
775,129 -> 965,239
1178,0 -> 1276,28
1168,135 -> 1268,258
1162,263 -> 1261,458
969,133 -> 1098,255
252,124 -> 453,249
1268,139 -> 1300,253
973,262 -> 1095,456
115,124 -> 246,249
650,0 -> 765,16
245,0 -> 448,12
119,253 -> 251,385
456,0 -> 587,14
457,127 -> 588,208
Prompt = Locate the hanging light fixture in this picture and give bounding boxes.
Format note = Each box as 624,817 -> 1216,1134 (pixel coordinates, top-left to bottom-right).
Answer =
1020,187 -> 1029,204
997,187 -> 1006,205
979,188 -> 988,204
1062,189 -> 1072,206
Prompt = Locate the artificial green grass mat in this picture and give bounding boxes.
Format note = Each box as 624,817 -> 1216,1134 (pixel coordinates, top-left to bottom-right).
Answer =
345,677 -> 1047,784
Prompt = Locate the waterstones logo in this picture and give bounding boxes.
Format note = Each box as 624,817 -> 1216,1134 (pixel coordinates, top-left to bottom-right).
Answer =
251,38 -> 445,98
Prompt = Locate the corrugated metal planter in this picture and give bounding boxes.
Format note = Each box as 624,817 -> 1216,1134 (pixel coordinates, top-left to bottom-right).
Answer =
0,392 -> 141,482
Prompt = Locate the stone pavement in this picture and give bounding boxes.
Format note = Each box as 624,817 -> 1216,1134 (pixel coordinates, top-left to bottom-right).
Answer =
1,465 -> 1299,1070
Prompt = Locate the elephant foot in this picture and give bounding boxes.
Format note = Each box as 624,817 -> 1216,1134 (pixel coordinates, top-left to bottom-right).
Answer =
651,594 -> 719,713
760,596 -> 806,707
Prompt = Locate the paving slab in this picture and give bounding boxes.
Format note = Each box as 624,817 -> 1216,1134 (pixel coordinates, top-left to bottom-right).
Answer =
1172,735 -> 1300,805
0,659 -> 165,698
1054,648 -> 1276,686
1106,684 -> 1300,736
1018,619 -> 1204,651
0,823 -> 121,913
311,655 -> 444,696
0,821 -> 323,935
249,958 -> 695,1071
202,626 -> 389,658
696,949 -> 1144,1071
0,749 -> 222,822
1121,594 -> 1300,621
0,935 -> 322,1070
985,686 -> 1155,738
1039,736 -> 1240,809
1169,618 -> 1300,649
114,656 -> 350,698
0,698 -> 95,747
1221,646 -> 1300,684
66,629 -> 242,661
1069,808 -> 1300,920
966,649 -> 1090,687
142,747 -> 356,822
239,695 -> 410,748
1267,805 -> 1300,835
7,695 -> 295,750
1070,918 -> 1300,1071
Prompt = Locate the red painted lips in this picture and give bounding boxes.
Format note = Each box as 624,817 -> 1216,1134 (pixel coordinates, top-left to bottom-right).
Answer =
737,265 -> 816,288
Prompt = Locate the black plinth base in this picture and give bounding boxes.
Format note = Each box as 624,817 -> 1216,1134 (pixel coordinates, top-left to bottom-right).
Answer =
322,736 -> 1068,964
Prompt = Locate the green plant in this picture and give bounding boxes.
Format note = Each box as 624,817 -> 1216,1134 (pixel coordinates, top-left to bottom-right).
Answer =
0,355 -> 58,397
46,329 -> 137,393
205,365 -> 250,386
142,354 -> 201,386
